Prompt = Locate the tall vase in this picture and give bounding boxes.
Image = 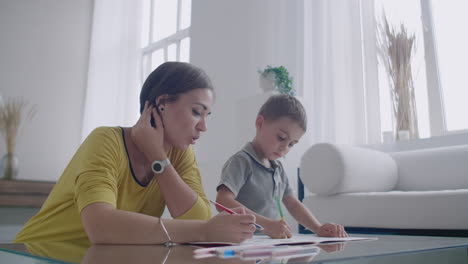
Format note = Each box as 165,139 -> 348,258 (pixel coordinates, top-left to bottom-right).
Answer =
0,153 -> 19,180
393,68 -> 419,141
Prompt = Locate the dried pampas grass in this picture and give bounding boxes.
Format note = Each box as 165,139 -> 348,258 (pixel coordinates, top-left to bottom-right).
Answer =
377,14 -> 419,140
0,98 -> 36,154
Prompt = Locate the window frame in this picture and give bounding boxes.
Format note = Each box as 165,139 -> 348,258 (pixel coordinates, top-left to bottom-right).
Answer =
420,0 -> 446,137
140,0 -> 191,81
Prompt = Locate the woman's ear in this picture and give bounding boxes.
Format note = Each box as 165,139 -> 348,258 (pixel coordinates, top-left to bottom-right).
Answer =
155,94 -> 169,111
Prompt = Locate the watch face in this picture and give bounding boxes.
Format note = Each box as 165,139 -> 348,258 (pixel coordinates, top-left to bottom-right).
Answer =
152,159 -> 170,174
153,162 -> 163,173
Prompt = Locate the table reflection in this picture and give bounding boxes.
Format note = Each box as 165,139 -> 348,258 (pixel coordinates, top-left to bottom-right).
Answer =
25,239 -> 90,263
317,242 -> 346,253
83,244 -> 257,264
256,243 -> 345,264
22,240 -> 346,264
23,240 -> 255,264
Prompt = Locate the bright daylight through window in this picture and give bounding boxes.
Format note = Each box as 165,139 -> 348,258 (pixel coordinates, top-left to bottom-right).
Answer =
430,0 -> 468,132
375,0 -> 468,141
140,0 -> 192,81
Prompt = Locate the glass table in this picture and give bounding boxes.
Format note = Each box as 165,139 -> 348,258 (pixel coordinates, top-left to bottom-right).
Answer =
1,234 -> 467,263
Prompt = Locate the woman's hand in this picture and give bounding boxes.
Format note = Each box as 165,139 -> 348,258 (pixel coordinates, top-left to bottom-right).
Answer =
315,223 -> 347,237
203,208 -> 256,243
131,101 -> 166,161
262,219 -> 292,239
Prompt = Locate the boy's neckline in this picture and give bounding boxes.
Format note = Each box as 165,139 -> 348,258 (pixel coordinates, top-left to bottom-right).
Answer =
249,141 -> 270,168
245,142 -> 279,169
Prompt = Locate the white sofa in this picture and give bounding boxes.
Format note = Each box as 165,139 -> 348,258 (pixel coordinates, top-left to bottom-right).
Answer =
298,143 -> 468,235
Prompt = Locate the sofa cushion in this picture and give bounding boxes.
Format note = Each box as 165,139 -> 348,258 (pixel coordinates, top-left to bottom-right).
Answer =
300,143 -> 398,195
390,145 -> 468,191
303,189 -> 468,229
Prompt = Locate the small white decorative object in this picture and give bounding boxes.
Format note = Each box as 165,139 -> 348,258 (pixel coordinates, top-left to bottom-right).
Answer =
398,130 -> 410,141
258,72 -> 277,94
382,131 -> 394,144
258,65 -> 295,95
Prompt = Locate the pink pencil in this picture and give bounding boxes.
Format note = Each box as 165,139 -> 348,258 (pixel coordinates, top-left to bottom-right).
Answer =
209,200 -> 264,230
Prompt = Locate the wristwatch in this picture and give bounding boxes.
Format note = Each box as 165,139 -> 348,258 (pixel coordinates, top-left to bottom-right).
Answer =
151,158 -> 171,174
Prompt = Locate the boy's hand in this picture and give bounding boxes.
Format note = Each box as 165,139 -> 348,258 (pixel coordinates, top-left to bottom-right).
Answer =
315,223 -> 347,237
262,219 -> 292,239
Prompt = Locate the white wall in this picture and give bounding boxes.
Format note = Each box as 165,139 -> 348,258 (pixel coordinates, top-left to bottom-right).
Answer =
0,0 -> 93,181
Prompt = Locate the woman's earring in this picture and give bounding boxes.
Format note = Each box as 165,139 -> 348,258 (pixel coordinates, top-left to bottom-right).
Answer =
160,107 -> 164,112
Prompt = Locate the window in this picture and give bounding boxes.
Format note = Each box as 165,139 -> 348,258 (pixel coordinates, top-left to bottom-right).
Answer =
375,0 -> 468,141
375,0 -> 430,139
429,0 -> 468,132
140,0 -> 192,81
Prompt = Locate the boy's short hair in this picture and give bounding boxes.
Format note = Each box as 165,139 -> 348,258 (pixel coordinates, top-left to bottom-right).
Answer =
258,94 -> 307,131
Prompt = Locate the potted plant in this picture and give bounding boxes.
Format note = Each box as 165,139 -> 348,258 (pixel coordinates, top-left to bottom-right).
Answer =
258,65 -> 296,96
377,14 -> 419,140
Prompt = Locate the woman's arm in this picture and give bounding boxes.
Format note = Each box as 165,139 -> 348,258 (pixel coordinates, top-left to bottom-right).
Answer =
81,202 -> 255,244
81,202 -> 202,244
131,103 -> 209,218
153,164 -> 202,218
156,148 -> 211,219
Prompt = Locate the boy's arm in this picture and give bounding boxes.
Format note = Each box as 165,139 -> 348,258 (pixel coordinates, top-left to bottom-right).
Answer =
282,195 -> 322,233
283,195 -> 347,237
216,185 -> 292,238
216,185 -> 271,223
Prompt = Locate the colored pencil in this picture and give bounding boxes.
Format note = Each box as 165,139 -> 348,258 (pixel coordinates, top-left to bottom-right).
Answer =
209,200 -> 264,230
275,196 -> 284,220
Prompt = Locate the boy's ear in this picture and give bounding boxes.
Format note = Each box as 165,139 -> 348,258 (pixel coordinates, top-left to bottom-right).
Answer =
255,115 -> 264,130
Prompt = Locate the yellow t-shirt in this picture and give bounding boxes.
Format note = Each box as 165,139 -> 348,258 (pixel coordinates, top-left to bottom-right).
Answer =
14,127 -> 211,243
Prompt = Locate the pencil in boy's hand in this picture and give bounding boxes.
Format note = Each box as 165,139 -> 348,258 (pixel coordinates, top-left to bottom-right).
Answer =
209,200 -> 264,230
275,196 -> 285,221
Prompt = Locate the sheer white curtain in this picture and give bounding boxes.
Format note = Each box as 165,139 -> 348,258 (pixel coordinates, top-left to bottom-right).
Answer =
302,0 -> 381,145
81,0 -> 142,141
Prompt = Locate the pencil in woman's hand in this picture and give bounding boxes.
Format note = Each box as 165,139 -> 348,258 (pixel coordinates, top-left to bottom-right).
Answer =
209,200 -> 264,230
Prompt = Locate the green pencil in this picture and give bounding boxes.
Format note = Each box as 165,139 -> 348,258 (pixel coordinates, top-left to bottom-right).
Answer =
275,196 -> 284,220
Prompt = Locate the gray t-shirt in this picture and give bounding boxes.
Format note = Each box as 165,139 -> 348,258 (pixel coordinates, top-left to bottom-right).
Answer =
217,143 -> 294,219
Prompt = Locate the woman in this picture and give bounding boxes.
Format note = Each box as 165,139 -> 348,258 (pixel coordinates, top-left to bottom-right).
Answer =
15,62 -> 255,244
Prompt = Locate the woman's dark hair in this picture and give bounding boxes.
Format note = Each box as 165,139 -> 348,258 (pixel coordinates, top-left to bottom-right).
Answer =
139,62 -> 214,113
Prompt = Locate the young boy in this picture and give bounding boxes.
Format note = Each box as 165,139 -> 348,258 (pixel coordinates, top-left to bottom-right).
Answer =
216,94 -> 347,239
